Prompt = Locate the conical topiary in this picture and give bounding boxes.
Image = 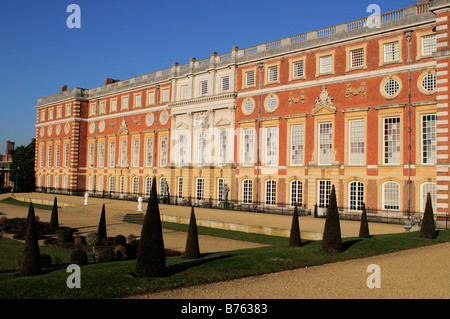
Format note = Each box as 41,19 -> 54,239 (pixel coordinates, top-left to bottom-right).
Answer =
135,176 -> 166,277
49,197 -> 59,230
289,204 -> 301,247
322,185 -> 342,253
20,203 -> 41,276
359,203 -> 370,238
184,206 -> 200,259
98,204 -> 107,243
420,193 -> 436,239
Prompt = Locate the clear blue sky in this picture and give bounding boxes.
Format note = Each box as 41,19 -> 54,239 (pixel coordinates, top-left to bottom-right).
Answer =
0,0 -> 417,154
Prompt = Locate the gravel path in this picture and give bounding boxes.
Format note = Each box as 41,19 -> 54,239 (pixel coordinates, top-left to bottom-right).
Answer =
137,242 -> 450,299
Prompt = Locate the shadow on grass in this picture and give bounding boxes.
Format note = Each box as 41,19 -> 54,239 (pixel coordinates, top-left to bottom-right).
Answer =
165,253 -> 235,277
341,239 -> 362,252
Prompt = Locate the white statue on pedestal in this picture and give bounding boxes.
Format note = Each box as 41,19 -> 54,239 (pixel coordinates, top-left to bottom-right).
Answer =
137,197 -> 143,212
84,192 -> 89,205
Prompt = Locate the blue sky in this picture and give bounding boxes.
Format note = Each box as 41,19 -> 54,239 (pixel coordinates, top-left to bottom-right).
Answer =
0,0 -> 417,154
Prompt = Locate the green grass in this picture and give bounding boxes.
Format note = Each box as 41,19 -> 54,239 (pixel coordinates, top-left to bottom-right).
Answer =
0,230 -> 449,299
0,197 -> 56,210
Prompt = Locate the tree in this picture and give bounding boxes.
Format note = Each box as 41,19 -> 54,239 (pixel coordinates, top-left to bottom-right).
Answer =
289,204 -> 301,247
322,185 -> 342,253
359,203 -> 370,238
420,193 -> 436,239
98,204 -> 107,243
135,177 -> 166,277
184,206 -> 201,259
9,140 -> 35,192
20,203 -> 41,276
49,197 -> 59,230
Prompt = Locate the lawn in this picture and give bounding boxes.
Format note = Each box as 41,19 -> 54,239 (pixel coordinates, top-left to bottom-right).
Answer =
1,229 -> 449,299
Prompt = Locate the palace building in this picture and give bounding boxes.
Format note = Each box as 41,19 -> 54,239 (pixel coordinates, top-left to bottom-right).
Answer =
35,0 -> 450,224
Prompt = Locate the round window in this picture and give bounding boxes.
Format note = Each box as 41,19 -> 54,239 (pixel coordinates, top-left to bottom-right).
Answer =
384,79 -> 400,97
146,113 -> 155,127
243,99 -> 254,115
266,95 -> 278,112
160,111 -> 169,125
421,73 -> 437,93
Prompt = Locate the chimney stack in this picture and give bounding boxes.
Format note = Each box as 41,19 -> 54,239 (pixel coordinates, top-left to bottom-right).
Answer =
61,85 -> 68,92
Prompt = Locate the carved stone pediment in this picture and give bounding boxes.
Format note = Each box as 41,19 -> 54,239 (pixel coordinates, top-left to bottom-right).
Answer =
311,86 -> 336,115
176,122 -> 190,130
215,117 -> 231,127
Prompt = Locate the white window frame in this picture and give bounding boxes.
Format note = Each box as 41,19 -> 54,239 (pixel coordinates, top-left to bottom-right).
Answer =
181,84 -> 189,99
120,139 -> 127,167
319,55 -> 332,74
177,177 -> 183,199
383,117 -> 401,165
63,143 -> 69,167
242,128 -> 254,166
349,119 -> 365,165
242,179 -> 253,204
384,41 -> 399,63
55,143 -> 60,168
98,141 -> 105,168
268,66 -> 278,83
265,127 -> 278,166
318,122 -> 333,165
382,181 -> 400,211
109,176 -> 115,193
290,180 -> 302,207
40,145 -> 44,167
221,76 -> 230,91
146,137 -> 153,167
178,134 -> 187,165
292,60 -> 304,79
348,181 -> 364,211
318,180 -> 331,208
420,182 -> 436,214
132,177 -> 139,195
218,130 -> 227,166
160,136 -> 168,167
145,177 -> 152,197
109,140 -> 116,168
197,131 -> 207,166
422,34 -> 436,57
421,114 -> 436,165
217,178 -> 225,202
245,70 -> 255,87
291,124 -> 304,166
265,179 -> 277,206
200,80 -> 208,95
121,96 -> 129,110
110,99 -> 117,112
196,178 -> 204,201
350,48 -> 364,69
89,142 -> 95,168
47,144 -> 52,167
132,138 -> 140,168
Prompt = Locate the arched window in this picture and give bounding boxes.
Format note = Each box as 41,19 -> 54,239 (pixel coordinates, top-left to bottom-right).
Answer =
109,176 -> 115,193
242,179 -> 253,204
349,181 -> 364,211
290,180 -> 302,207
420,182 -> 436,213
145,177 -> 152,197
265,179 -> 276,206
382,181 -> 400,211
132,177 -> 139,195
